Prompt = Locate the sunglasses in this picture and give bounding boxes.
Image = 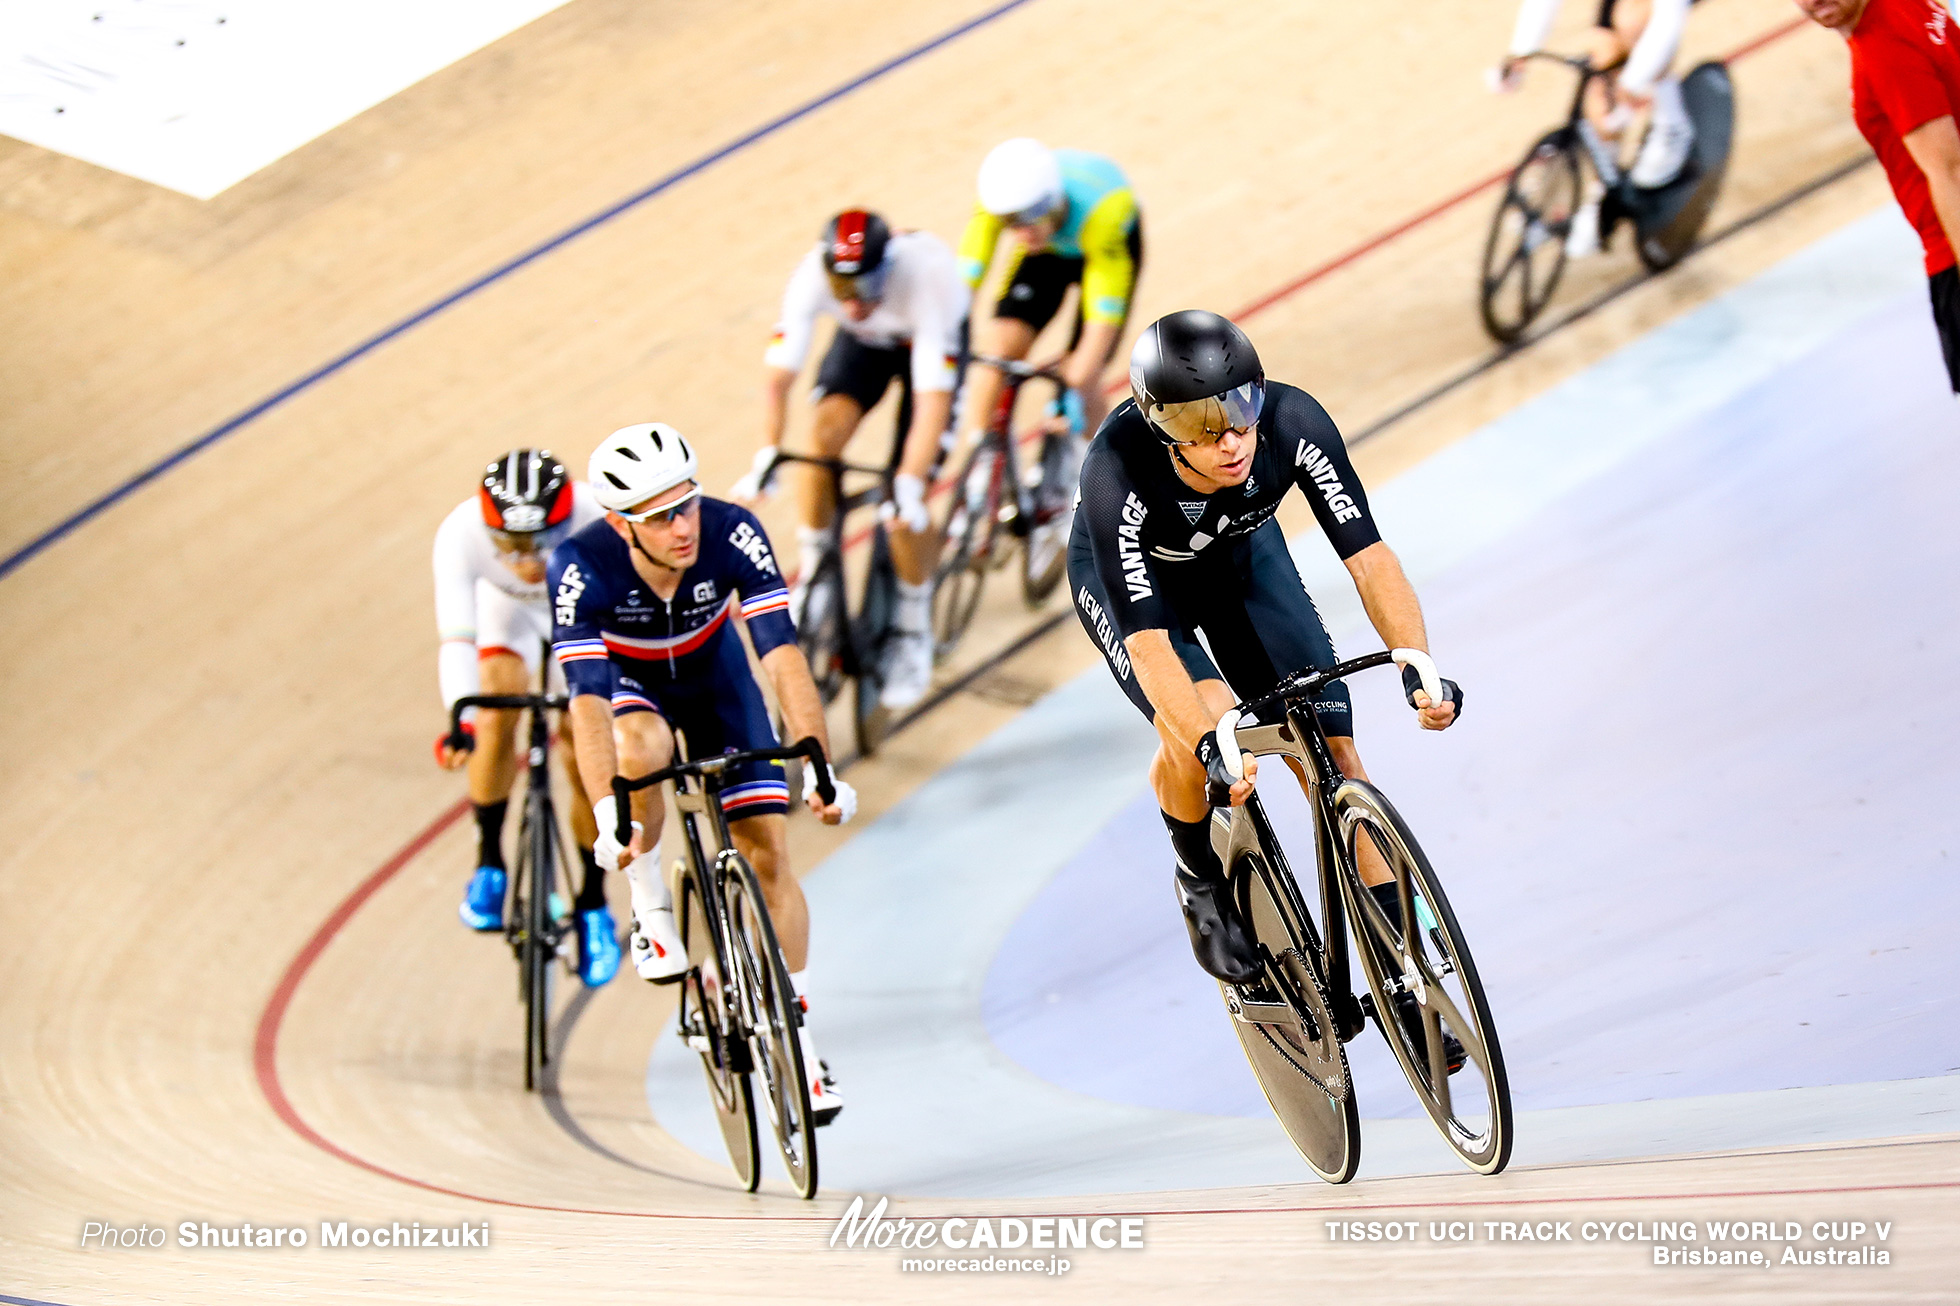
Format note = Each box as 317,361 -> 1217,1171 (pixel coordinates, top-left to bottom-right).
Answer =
618,483 -> 703,525
825,263 -> 890,305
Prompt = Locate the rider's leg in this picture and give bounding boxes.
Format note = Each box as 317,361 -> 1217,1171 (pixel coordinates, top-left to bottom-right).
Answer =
951,315 -> 1040,467
1150,678 -> 1262,985
613,702 -> 686,979
727,813 -> 808,972
467,650 -> 528,845
791,393 -> 866,589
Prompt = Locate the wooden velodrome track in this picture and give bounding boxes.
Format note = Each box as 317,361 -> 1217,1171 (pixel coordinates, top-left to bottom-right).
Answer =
3,0 -> 1953,1301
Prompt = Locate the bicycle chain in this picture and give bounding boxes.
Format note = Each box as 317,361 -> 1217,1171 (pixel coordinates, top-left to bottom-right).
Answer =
1252,947 -> 1350,1101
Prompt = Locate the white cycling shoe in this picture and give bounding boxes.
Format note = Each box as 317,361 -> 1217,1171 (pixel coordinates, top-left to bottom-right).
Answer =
1565,200 -> 1602,258
629,906 -> 687,983
804,1049 -> 844,1126
879,628 -> 934,710
1629,82 -> 1696,190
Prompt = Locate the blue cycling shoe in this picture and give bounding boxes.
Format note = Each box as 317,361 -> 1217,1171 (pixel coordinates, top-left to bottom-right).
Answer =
458,866 -> 506,931
576,906 -> 622,987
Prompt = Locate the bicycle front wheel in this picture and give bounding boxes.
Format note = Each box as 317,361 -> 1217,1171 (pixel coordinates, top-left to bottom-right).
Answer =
1479,131 -> 1581,344
1225,842 -> 1360,1185
676,861 -> 759,1190
516,798 -> 554,1092
851,527 -> 896,755
932,441 -> 1003,659
798,552 -> 851,707
721,852 -> 817,1199
1336,780 -> 1512,1175
1019,434 -> 1074,606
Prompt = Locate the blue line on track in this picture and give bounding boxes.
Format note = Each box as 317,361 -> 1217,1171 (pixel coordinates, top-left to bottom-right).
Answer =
2,1293 -> 76,1306
0,0 -> 1039,586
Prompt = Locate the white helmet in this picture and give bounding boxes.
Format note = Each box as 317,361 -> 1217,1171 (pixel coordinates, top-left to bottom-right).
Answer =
588,422 -> 699,514
977,138 -> 1063,222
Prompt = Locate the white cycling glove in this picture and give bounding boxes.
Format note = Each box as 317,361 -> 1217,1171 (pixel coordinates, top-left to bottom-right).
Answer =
802,764 -> 858,824
882,472 -> 931,534
730,446 -> 780,502
592,795 -> 641,870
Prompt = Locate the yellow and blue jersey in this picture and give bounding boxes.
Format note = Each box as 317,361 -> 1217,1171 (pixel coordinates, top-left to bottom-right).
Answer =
958,149 -> 1139,325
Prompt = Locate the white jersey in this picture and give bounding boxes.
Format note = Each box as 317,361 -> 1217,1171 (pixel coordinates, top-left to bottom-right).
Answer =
763,230 -> 971,393
432,481 -> 604,710
1509,0 -> 1691,97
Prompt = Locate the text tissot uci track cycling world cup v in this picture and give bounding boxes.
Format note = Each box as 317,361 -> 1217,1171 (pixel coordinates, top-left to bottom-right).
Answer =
6,0 -> 1959,1303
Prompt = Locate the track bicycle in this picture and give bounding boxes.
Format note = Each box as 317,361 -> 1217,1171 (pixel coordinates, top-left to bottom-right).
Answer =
1479,53 -> 1734,343
1202,649 -> 1512,1183
611,736 -> 839,1199
750,448 -> 899,759
445,692 -> 575,1091
932,355 -> 1075,658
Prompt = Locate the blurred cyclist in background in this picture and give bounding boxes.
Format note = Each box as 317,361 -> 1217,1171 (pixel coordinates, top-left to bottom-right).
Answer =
433,449 -> 620,987
955,138 -> 1142,476
1494,0 -> 1704,254
1794,0 -> 1960,393
732,210 -> 970,710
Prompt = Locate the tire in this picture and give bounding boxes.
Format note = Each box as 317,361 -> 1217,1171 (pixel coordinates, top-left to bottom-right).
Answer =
797,551 -> 852,708
1335,780 -> 1513,1175
675,862 -> 759,1191
1479,131 -> 1582,344
720,851 -> 818,1198
519,792 -> 554,1092
1223,842 -> 1361,1184
932,439 -> 1004,659
1020,434 -> 1073,606
852,527 -> 896,755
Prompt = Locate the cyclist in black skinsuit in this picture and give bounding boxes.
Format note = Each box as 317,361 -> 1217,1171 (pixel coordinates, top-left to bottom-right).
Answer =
1069,310 -> 1463,985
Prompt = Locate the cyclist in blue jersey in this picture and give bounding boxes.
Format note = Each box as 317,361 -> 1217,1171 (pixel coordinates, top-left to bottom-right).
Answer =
551,422 -> 857,1121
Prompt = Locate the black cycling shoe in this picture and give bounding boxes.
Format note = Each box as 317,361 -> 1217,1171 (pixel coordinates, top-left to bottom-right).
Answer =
1391,993 -> 1466,1075
1176,867 -> 1263,985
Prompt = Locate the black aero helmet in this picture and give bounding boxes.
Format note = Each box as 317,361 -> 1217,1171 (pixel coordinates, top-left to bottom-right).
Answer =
480,448 -> 574,535
1129,310 -> 1265,446
821,209 -> 892,276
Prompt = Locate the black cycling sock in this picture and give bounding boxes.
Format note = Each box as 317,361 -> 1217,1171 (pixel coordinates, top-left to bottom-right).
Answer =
473,800 -> 508,870
1162,811 -> 1224,882
1368,880 -> 1400,921
573,845 -> 607,912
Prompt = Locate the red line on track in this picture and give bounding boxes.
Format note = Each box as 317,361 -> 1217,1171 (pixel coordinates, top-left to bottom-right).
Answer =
256,16 -> 1830,1218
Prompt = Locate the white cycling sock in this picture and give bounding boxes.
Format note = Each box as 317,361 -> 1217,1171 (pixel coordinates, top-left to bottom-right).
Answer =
1651,76 -> 1689,138
896,579 -> 932,634
624,844 -> 669,919
789,968 -> 810,1000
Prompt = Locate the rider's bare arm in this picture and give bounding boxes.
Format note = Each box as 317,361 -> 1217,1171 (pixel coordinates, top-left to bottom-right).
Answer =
1903,115 -> 1960,261
758,643 -> 847,824
1126,629 -> 1258,807
1343,541 -> 1456,729
567,692 -> 621,820
761,365 -> 797,450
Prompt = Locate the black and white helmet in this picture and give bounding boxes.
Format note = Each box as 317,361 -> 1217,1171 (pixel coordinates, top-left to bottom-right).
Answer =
1128,310 -> 1265,446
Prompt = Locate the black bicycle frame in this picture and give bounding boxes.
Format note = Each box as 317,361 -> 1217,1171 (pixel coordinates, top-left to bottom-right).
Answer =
608,735 -> 837,851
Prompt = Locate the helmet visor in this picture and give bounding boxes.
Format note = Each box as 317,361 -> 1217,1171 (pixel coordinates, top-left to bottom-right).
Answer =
1145,380 -> 1265,446
825,262 -> 891,304
490,520 -> 571,555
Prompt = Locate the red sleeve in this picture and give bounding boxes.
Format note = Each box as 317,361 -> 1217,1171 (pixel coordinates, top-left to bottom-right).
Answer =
1862,32 -> 1955,139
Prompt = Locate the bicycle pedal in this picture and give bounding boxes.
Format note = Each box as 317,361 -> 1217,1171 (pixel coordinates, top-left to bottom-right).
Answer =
685,1034 -> 712,1054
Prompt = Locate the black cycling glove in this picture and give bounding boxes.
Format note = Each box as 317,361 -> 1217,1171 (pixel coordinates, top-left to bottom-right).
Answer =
1195,730 -> 1239,806
1402,663 -> 1464,717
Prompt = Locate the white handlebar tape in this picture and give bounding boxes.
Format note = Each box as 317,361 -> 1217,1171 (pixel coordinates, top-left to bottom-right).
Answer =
1214,708 -> 1244,780
1392,647 -> 1444,708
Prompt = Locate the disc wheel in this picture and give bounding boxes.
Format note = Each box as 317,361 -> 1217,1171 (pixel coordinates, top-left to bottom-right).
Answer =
1223,847 -> 1360,1184
1336,780 -> 1513,1175
1020,433 -> 1074,606
851,527 -> 896,755
797,552 -> 851,707
675,862 -> 759,1190
932,441 -> 1003,659
722,852 -> 818,1198
1479,131 -> 1582,344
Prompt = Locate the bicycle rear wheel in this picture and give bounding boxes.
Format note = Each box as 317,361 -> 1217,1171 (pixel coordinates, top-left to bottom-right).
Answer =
1224,841 -> 1360,1184
798,551 -> 851,707
676,861 -> 759,1190
1479,131 -> 1581,344
1335,780 -> 1512,1175
1019,434 -> 1074,606
721,851 -> 817,1198
932,440 -> 1003,659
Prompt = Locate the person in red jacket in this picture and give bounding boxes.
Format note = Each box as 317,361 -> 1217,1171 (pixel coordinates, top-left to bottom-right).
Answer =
1796,0 -> 1960,390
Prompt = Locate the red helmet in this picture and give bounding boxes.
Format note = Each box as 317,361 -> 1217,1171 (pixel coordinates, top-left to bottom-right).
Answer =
821,209 -> 891,276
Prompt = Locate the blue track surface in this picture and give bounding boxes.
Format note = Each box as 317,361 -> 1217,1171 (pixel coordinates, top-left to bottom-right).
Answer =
984,279 -> 1960,1118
